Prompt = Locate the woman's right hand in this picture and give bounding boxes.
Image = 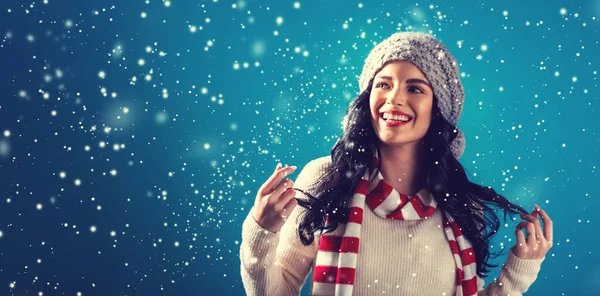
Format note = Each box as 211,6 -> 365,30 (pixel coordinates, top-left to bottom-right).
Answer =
252,163 -> 298,233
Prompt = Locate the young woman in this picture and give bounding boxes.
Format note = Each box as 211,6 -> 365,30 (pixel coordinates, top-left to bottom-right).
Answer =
241,32 -> 553,296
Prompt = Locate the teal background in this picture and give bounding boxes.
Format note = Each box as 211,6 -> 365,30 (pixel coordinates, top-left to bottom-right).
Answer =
0,0 -> 598,295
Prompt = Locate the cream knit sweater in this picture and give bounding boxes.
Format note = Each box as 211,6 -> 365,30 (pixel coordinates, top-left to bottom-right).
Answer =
240,156 -> 545,296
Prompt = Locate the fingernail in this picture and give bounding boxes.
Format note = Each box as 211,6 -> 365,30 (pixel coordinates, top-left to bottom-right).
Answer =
277,163 -> 282,169
290,166 -> 297,170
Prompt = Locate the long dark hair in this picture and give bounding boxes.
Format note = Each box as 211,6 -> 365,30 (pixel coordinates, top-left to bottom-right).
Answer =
293,79 -> 529,278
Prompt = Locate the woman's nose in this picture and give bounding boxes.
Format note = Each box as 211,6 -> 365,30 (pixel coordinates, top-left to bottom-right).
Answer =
385,91 -> 407,105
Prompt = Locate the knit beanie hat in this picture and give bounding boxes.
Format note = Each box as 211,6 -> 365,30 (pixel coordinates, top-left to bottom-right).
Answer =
358,32 -> 466,159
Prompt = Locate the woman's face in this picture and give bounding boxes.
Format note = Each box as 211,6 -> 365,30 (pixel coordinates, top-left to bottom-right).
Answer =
369,60 -> 434,147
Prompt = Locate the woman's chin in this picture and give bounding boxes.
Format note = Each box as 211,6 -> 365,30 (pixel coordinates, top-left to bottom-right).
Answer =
379,137 -> 411,146
378,134 -> 424,147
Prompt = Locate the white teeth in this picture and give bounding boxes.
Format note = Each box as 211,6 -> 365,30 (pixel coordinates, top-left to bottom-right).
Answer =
382,113 -> 411,121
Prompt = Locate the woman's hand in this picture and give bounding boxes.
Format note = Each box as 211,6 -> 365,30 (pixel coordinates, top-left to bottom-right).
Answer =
252,163 -> 298,233
511,204 -> 553,260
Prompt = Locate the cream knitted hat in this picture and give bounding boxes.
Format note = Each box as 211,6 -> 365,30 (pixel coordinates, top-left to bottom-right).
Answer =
359,32 -> 466,159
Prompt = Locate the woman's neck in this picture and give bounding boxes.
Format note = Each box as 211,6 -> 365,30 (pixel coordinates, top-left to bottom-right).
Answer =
377,143 -> 427,196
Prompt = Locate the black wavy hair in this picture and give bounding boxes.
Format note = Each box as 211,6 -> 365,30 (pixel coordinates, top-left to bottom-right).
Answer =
293,79 -> 529,278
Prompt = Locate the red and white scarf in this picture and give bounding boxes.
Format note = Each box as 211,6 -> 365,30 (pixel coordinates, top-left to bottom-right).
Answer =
311,153 -> 478,296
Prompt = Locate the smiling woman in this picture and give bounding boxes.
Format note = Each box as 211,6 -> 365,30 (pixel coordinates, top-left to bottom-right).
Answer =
240,32 -> 553,296
369,61 -> 434,158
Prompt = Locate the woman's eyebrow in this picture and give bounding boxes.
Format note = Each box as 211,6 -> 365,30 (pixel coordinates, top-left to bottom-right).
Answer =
375,75 -> 432,89
406,78 -> 432,90
375,75 -> 394,81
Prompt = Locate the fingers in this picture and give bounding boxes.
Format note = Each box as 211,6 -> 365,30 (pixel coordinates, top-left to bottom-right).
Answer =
515,221 -> 537,245
273,178 -> 295,197
531,208 -> 538,220
279,193 -> 299,220
515,221 -> 529,233
513,205 -> 553,260
259,163 -> 297,196
520,213 -> 544,241
535,204 -> 553,243
275,187 -> 297,208
272,188 -> 297,218
521,205 -> 553,245
514,222 -> 526,246
525,221 -> 536,245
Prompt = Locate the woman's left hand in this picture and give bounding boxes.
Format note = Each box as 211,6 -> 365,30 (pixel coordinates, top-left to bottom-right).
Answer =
511,204 -> 553,260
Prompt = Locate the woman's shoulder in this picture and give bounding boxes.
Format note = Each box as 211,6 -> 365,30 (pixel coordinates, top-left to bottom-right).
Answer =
302,155 -> 332,175
294,155 -> 331,190
308,155 -> 331,167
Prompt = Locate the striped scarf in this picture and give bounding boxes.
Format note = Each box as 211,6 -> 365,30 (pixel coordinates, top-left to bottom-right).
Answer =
311,153 -> 478,296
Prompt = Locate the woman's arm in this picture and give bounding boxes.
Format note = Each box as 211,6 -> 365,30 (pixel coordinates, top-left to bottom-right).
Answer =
476,249 -> 545,296
240,158 -> 325,296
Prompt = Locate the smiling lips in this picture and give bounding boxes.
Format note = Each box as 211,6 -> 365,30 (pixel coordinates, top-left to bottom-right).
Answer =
379,110 -> 413,128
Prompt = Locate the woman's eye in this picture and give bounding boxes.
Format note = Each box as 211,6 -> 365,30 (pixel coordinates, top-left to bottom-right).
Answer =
408,86 -> 424,93
376,82 -> 390,89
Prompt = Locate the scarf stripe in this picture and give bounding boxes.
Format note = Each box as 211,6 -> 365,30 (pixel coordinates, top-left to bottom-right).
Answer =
443,214 -> 478,295
311,153 -> 478,296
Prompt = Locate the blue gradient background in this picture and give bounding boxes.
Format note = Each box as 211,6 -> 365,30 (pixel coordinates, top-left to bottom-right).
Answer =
0,0 -> 598,295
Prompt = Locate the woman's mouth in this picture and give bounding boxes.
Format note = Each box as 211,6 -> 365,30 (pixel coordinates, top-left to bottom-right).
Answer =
380,113 -> 412,128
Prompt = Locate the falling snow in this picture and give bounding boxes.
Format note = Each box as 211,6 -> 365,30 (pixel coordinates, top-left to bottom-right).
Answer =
0,1 -> 598,295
